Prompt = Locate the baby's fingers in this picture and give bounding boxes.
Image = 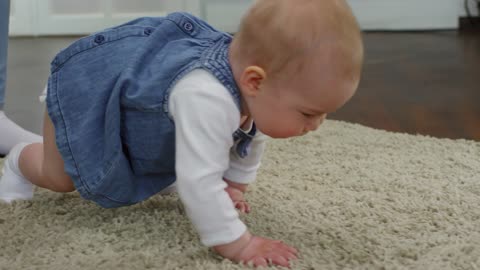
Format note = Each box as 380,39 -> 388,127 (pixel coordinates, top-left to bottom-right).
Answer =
275,241 -> 298,256
235,236 -> 299,268
249,254 -> 291,268
269,254 -> 291,268
244,202 -> 251,213
250,256 -> 268,268
235,201 -> 251,214
273,246 -> 298,262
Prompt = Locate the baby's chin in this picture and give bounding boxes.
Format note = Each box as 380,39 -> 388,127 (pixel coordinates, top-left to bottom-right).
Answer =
259,127 -> 303,139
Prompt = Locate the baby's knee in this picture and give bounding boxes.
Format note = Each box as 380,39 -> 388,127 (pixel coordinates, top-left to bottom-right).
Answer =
42,167 -> 75,193
49,177 -> 75,193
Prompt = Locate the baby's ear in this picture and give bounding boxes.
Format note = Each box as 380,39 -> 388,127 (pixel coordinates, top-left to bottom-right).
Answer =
240,66 -> 266,97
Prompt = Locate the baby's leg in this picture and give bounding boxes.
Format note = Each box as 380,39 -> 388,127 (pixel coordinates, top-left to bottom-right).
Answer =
0,110 -> 75,202
18,110 -> 74,192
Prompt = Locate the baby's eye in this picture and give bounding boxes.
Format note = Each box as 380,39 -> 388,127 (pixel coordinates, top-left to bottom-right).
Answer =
302,112 -> 315,118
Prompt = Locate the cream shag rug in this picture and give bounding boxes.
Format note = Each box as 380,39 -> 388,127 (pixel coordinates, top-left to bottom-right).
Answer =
1,120 -> 479,270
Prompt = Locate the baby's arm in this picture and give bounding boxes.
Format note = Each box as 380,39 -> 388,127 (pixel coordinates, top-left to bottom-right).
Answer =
169,70 -> 298,267
219,132 -> 299,266
223,130 -> 268,214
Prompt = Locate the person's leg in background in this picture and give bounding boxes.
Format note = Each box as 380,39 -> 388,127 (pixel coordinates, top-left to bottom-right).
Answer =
0,0 -> 10,113
0,0 -> 42,156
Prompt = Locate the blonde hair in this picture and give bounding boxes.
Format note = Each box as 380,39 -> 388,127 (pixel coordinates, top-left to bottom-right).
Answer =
232,0 -> 364,80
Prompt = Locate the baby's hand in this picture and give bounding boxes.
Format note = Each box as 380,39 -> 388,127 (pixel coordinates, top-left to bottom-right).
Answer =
225,185 -> 250,214
213,231 -> 298,268
224,178 -> 250,214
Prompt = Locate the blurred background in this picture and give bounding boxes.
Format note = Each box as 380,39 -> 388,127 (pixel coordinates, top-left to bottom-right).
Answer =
4,0 -> 480,140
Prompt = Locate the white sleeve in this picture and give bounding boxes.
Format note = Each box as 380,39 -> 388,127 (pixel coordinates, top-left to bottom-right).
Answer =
169,69 -> 246,247
224,131 -> 268,184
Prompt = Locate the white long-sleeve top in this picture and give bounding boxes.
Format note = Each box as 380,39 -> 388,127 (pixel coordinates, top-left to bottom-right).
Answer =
168,69 -> 267,247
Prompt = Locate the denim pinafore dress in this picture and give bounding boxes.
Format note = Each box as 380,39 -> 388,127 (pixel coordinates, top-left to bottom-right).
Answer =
46,12 -> 256,208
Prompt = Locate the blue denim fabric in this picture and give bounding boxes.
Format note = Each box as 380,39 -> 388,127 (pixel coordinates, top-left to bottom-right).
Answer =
233,123 -> 257,158
0,0 -> 10,109
46,12 -> 253,208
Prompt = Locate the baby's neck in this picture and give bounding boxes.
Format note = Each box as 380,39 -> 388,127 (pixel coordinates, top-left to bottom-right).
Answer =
239,115 -> 254,131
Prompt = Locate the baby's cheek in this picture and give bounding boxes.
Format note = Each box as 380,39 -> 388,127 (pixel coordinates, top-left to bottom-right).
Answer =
257,116 -> 301,138
270,126 -> 302,139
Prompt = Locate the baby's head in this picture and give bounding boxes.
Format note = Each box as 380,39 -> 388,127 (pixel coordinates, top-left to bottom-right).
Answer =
230,0 -> 364,138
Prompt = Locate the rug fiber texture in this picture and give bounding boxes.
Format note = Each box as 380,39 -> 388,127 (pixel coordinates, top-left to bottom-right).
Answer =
1,120 -> 479,270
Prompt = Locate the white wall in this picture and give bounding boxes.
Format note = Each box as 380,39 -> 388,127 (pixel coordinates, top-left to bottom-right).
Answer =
9,0 -> 478,36
9,0 -> 184,36
198,0 -> 461,32
197,0 -> 252,33
348,0 -> 459,30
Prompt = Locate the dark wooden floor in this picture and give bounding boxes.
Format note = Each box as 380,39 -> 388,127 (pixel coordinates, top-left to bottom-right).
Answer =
329,31 -> 480,141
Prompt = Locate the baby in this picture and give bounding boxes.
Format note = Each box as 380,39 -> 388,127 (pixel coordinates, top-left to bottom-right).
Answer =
0,0 -> 363,267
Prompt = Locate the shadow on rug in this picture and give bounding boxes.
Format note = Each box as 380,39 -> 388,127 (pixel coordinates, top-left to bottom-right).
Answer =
1,120 -> 479,270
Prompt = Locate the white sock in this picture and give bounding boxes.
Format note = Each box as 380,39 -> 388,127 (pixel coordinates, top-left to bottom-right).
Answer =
0,111 -> 43,155
0,143 -> 34,203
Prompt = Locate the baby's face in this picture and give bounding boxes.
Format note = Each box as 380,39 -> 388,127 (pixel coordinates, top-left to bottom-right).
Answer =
243,56 -> 359,138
